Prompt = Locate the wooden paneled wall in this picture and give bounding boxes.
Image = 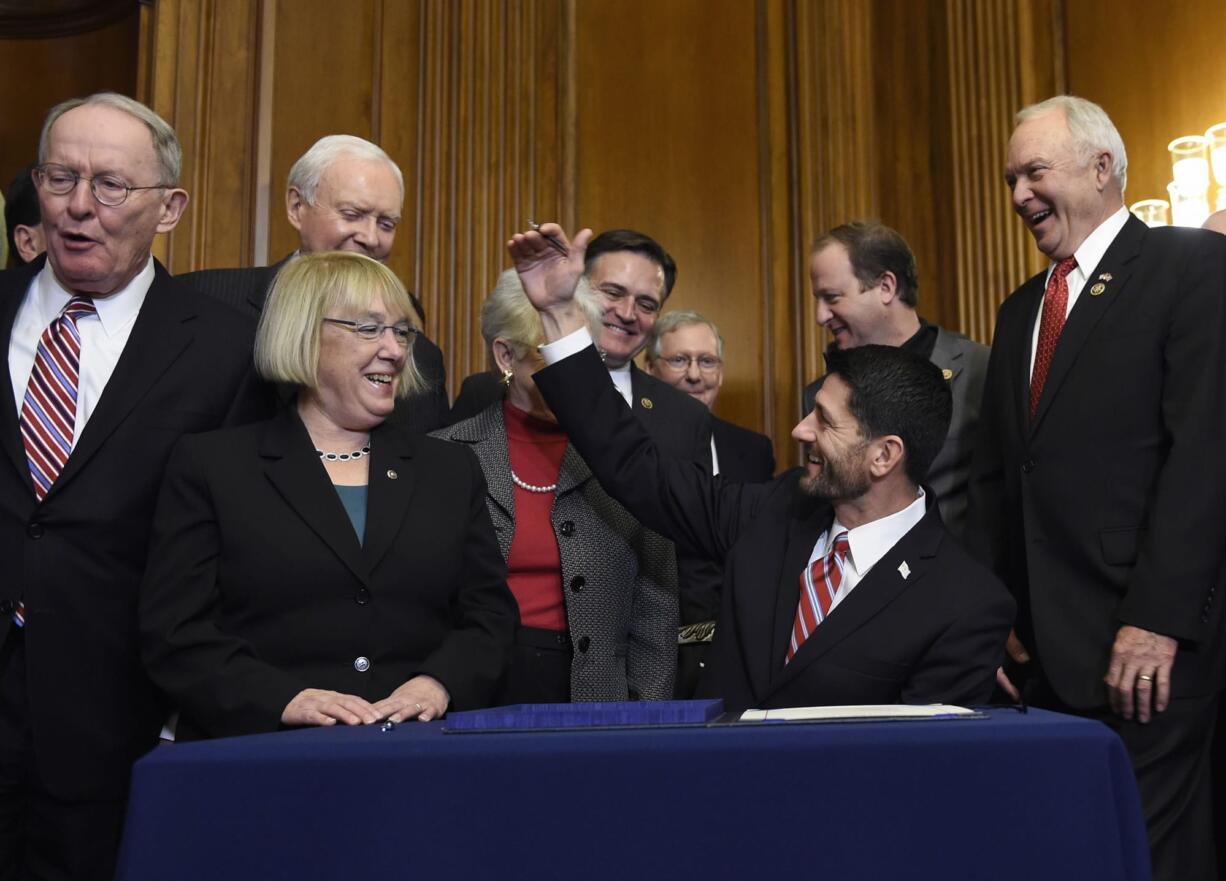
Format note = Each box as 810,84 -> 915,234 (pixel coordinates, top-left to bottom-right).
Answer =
130,0 -> 1068,459
1064,0 -> 1226,212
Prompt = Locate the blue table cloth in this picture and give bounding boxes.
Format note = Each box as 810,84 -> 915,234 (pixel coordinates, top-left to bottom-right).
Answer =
116,707 -> 1149,881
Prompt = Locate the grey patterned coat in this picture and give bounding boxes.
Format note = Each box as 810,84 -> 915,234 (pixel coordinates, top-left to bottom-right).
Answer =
431,403 -> 678,700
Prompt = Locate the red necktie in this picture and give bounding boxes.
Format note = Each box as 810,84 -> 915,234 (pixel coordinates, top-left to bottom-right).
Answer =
787,531 -> 850,663
13,296 -> 97,628
1029,257 -> 1076,421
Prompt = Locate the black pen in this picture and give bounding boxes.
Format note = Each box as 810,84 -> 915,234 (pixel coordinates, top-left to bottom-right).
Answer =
528,219 -> 569,258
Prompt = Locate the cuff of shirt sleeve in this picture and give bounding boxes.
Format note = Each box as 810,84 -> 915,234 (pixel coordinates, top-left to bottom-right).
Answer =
539,327 -> 594,364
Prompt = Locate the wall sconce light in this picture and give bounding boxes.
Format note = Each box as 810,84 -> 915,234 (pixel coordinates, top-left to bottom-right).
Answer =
1129,198 -> 1170,227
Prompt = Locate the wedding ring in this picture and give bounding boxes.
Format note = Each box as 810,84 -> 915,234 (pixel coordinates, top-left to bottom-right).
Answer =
415,702 -> 423,711
1137,674 -> 1154,682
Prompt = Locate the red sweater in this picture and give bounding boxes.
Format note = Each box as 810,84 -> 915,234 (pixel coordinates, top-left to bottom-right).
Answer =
504,402 -> 568,631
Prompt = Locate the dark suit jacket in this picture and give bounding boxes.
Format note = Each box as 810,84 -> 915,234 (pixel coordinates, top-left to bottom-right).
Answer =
968,216 -> 1226,709
181,258 -> 450,434
803,325 -> 987,541
534,346 -> 1014,712
431,404 -> 676,700
711,416 -> 774,482
0,257 -> 271,799
139,407 -> 518,740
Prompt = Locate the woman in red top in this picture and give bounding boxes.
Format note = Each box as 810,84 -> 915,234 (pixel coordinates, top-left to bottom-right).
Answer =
433,270 -> 677,703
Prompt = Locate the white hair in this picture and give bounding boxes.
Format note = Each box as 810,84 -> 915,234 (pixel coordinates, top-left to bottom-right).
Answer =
480,268 -> 601,357
286,135 -> 404,204
39,92 -> 182,185
1016,95 -> 1128,192
646,310 -> 724,362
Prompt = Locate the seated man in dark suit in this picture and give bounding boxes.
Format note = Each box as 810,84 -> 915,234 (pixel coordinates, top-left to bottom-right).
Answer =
180,135 -> 448,432
506,224 -> 1015,712
644,308 -> 774,696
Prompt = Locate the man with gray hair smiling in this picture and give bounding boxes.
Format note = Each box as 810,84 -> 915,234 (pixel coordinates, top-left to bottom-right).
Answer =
969,94 -> 1226,881
183,134 -> 449,432
0,92 -> 268,880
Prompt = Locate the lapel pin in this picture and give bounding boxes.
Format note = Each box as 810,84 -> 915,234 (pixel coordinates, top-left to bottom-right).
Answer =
387,469 -> 398,480
640,397 -> 653,410
941,368 -> 953,381
1097,272 -> 1113,282
1089,282 -> 1106,296
898,561 -> 911,580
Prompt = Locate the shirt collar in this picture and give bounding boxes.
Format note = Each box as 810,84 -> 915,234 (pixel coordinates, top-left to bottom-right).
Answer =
36,256 -> 154,338
607,361 -> 633,405
830,487 -> 927,575
1060,205 -> 1130,281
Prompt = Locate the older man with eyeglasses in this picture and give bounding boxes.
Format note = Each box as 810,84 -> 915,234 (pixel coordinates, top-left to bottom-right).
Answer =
0,92 -> 270,881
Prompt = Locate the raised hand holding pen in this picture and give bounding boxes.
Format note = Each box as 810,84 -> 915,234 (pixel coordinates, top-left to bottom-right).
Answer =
507,222 -> 593,343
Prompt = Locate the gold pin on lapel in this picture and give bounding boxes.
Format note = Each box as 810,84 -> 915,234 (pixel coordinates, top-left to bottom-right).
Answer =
640,397 -> 653,410
941,368 -> 953,381
1090,283 -> 1106,296
387,469 -> 398,480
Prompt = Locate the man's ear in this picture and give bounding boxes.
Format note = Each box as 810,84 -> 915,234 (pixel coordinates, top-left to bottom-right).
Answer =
867,434 -> 906,479
877,270 -> 899,305
155,189 -> 190,234
286,186 -> 305,231
13,224 -> 45,263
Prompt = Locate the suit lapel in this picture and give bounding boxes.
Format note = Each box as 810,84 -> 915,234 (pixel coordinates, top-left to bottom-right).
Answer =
451,404 -> 515,520
755,498 -> 831,694
261,407 -> 369,585
1011,273 -> 1047,431
929,327 -> 963,382
250,256 -> 293,314
773,500 -> 945,690
362,422 -> 418,574
0,261 -> 40,488
1030,216 -> 1144,434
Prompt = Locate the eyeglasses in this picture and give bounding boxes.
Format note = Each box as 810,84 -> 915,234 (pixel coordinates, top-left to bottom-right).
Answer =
322,318 -> 418,347
35,163 -> 167,207
658,354 -> 722,373
595,285 -> 662,316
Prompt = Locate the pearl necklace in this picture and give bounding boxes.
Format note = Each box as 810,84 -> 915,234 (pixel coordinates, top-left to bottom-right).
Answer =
511,469 -> 556,493
316,445 -> 371,462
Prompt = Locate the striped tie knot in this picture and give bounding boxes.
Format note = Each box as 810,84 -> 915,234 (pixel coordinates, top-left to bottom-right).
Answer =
787,530 -> 851,662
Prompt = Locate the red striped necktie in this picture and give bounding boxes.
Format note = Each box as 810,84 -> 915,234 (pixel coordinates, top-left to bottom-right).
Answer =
12,296 -> 97,629
787,531 -> 850,663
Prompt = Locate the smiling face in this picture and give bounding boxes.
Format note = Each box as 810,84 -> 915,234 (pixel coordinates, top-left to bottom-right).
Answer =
648,322 -> 724,409
792,374 -> 872,501
1004,109 -> 1119,260
39,103 -> 186,297
809,242 -> 891,350
308,295 -> 408,432
287,153 -> 402,262
587,251 -> 666,368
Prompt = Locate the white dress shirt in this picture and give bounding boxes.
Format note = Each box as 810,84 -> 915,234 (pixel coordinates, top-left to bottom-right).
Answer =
9,258 -> 154,441
1028,205 -> 1129,379
807,489 -> 927,616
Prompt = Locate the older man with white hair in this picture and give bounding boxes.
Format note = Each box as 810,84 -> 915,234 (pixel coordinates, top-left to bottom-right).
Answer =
969,94 -> 1226,881
183,135 -> 448,432
0,92 -> 268,881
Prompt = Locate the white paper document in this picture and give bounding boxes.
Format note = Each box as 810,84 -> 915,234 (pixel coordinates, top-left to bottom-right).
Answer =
739,704 -> 977,722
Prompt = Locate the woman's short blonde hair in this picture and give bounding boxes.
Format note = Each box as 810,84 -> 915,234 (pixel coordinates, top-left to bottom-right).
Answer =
480,268 -> 601,359
255,251 -> 425,397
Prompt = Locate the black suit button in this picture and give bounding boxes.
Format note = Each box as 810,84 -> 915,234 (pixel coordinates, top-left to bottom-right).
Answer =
570,576 -> 585,593
577,636 -> 590,653
26,523 -> 43,539
355,588 -> 371,606
0,600 -> 13,615
559,521 -> 575,537
1021,460 -> 1036,474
